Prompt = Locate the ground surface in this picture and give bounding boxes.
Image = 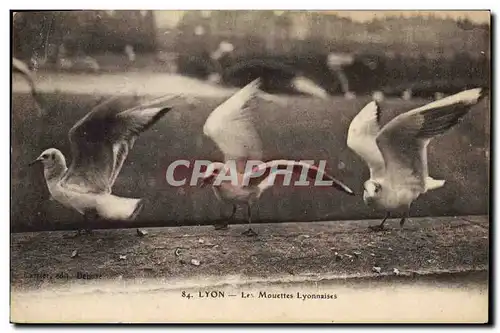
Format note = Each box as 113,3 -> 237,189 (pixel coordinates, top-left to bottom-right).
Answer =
11,215 -> 489,290
10,215 -> 489,323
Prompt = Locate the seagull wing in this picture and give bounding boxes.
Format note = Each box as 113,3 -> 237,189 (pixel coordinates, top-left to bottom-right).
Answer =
376,88 -> 485,186
346,101 -> 386,179
13,57 -> 34,80
247,160 -> 355,195
60,94 -> 175,194
13,57 -> 44,114
203,78 -> 263,173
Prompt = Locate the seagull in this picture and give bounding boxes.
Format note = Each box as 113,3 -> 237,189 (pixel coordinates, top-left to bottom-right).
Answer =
346,88 -> 486,231
13,57 -> 44,116
200,78 -> 355,236
29,94 -> 177,236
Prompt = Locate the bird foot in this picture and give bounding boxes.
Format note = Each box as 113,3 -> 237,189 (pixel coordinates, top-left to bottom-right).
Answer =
242,228 -> 258,237
214,223 -> 229,230
368,224 -> 386,232
73,229 -> 93,237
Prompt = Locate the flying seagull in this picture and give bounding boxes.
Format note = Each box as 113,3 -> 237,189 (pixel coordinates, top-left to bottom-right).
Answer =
13,57 -> 45,116
29,94 -> 177,235
200,78 -> 355,236
347,88 -> 486,231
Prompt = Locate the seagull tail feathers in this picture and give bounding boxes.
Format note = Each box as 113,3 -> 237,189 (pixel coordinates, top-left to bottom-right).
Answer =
96,195 -> 145,221
425,177 -> 446,192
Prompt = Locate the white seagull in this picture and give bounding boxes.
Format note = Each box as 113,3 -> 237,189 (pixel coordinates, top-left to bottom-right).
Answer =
200,78 -> 355,236
347,88 -> 486,231
29,94 -> 177,235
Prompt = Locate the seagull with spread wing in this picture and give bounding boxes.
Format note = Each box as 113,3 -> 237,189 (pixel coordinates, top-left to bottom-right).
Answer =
347,88 -> 486,231
29,94 -> 177,235
200,78 -> 355,236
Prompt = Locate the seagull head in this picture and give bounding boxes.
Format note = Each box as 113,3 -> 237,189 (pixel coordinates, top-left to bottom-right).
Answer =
363,180 -> 382,205
29,148 -> 66,169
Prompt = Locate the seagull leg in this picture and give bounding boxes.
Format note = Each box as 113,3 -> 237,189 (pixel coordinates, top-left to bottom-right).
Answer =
369,212 -> 390,232
74,228 -> 92,237
242,204 -> 257,237
74,210 -> 98,237
74,223 -> 89,237
214,204 -> 235,230
83,213 -> 96,235
399,211 -> 409,229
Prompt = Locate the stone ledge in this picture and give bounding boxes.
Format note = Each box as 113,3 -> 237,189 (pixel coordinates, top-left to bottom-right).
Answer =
11,215 -> 489,289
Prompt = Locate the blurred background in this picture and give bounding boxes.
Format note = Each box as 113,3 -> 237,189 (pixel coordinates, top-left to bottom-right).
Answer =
11,11 -> 491,232
13,10 -> 490,97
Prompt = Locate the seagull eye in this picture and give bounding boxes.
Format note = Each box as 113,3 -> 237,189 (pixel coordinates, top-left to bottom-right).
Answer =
41,154 -> 48,159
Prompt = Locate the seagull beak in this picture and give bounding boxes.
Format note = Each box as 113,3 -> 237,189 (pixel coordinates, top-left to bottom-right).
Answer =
28,157 -> 42,166
332,180 -> 356,196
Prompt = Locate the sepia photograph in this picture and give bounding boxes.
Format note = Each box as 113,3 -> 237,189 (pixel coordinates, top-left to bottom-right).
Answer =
10,9 -> 491,324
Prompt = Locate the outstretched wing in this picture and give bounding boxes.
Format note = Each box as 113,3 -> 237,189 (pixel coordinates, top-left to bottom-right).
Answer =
346,101 -> 386,179
203,78 -> 263,173
13,57 -> 44,115
376,87 -> 485,186
60,94 -> 175,194
247,160 -> 355,195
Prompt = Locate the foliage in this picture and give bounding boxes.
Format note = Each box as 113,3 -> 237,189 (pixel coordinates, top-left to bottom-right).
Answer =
13,11 -> 157,60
